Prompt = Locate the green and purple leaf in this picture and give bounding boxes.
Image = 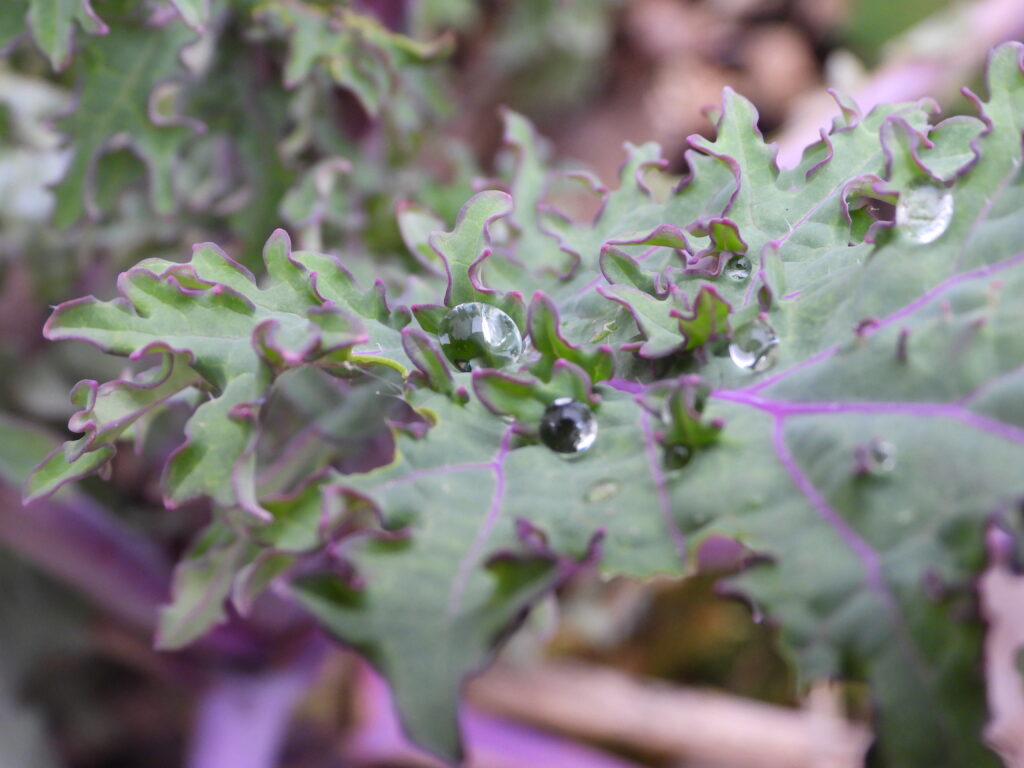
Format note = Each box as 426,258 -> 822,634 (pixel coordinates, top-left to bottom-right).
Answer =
26,38 -> 1024,768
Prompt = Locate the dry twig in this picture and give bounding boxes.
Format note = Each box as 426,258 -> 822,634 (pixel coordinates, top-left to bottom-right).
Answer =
469,661 -> 871,768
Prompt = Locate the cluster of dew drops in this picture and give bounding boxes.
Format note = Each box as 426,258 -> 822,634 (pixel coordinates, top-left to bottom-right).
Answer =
433,186 -> 953,455
435,298 -> 770,456
723,179 -> 956,371
437,302 -> 597,455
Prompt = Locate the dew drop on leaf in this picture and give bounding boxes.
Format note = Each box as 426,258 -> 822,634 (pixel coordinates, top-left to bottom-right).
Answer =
584,479 -> 619,503
539,397 -> 597,454
437,302 -> 523,372
895,182 -> 954,244
725,256 -> 752,281
663,444 -> 692,469
858,438 -> 897,476
728,320 -> 779,372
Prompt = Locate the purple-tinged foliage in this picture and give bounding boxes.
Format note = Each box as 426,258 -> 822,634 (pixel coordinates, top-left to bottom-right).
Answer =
0,0 -> 108,71
20,19 -> 1024,768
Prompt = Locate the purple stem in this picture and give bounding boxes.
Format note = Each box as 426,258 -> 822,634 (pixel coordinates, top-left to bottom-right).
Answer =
0,482 -> 170,631
863,251 -> 1024,336
747,251 -> 1024,394
746,345 -> 838,393
769,421 -> 885,593
1,482 -> 268,660
700,386 -> 938,689
713,389 -> 1024,445
957,361 -> 1024,405
186,638 -> 325,768
347,663 -> 643,768
769,419 -> 933,686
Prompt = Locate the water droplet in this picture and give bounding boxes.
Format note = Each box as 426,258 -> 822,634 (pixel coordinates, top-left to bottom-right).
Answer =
438,302 -> 523,372
860,438 -> 896,475
896,182 -> 954,244
663,444 -> 692,469
728,320 -> 779,372
539,397 -> 597,454
584,479 -> 619,503
725,256 -> 751,281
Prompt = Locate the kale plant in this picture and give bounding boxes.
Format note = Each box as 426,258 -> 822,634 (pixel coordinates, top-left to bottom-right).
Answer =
10,1 -> 1024,765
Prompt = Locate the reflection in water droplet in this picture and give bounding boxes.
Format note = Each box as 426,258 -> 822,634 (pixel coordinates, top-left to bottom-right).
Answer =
896,183 -> 954,244
728,320 -> 779,372
867,439 -> 896,475
725,256 -> 752,281
584,479 -> 620,503
663,444 -> 692,469
539,397 -> 597,454
438,302 -> 523,372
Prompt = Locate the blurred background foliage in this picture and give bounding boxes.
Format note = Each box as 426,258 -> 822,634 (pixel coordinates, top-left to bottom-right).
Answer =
0,1 -> 1016,766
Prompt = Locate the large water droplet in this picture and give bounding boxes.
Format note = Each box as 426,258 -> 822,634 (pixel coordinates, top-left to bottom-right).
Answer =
896,182 -> 954,244
725,256 -> 751,281
539,397 -> 597,454
438,302 -> 523,372
584,479 -> 619,503
728,320 -> 778,372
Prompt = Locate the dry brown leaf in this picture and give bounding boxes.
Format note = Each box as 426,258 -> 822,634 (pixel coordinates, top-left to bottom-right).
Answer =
980,526 -> 1024,768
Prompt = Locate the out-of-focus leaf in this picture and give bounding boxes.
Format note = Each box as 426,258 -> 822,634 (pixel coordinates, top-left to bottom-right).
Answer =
1,0 -> 106,69
279,157 -> 350,231
397,201 -> 446,273
28,0 -> 106,70
53,10 -> 198,227
29,230 -> 388,507
156,521 -> 254,649
0,3 -> 27,51
258,1 -> 451,117
169,0 -> 209,31
0,414 -> 61,485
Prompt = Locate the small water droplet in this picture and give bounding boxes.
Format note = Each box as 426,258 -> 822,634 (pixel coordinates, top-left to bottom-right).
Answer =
663,444 -> 692,469
584,479 -> 619,503
896,182 -> 954,244
725,256 -> 751,281
438,302 -> 523,372
728,320 -> 779,372
867,439 -> 896,474
539,397 -> 597,454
